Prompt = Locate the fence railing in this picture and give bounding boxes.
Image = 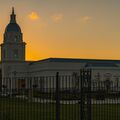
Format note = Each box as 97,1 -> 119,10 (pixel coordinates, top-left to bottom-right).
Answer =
0,73 -> 82,120
0,71 -> 120,120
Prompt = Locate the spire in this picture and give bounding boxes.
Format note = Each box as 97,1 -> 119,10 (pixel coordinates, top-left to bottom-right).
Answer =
12,7 -> 14,14
10,7 -> 16,23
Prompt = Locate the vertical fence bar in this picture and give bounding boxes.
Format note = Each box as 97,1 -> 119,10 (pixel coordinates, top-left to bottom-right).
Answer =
56,72 -> 60,120
87,69 -> 92,120
0,70 -> 2,92
80,69 -> 84,120
0,71 -> 2,120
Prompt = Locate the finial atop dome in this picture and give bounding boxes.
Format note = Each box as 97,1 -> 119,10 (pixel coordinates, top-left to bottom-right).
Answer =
10,7 -> 16,23
12,7 -> 15,14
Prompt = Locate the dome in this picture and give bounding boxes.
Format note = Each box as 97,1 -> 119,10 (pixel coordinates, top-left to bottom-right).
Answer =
5,7 -> 21,33
5,23 -> 21,33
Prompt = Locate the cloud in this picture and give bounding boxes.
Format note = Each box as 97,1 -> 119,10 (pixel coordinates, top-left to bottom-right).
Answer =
80,16 -> 92,22
28,12 -> 39,21
52,14 -> 63,23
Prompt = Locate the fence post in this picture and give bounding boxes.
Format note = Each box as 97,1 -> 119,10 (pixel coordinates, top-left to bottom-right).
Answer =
80,69 -> 92,120
56,72 -> 60,120
0,69 -> 2,92
80,69 -> 84,120
87,69 -> 92,120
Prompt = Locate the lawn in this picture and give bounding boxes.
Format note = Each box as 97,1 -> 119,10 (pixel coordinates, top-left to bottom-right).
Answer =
0,97 -> 120,120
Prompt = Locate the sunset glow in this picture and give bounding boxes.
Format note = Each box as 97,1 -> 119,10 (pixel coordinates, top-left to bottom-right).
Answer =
28,12 -> 39,21
0,0 -> 120,60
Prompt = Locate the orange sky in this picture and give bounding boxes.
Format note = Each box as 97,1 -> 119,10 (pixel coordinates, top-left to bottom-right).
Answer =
0,0 -> 120,60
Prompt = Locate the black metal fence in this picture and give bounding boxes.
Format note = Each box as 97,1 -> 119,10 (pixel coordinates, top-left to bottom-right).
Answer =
0,70 -> 120,120
80,69 -> 120,120
0,72 -> 81,120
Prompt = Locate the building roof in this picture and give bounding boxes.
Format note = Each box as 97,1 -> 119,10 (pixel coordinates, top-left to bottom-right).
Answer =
85,62 -> 118,67
29,58 -> 120,67
46,58 -> 120,63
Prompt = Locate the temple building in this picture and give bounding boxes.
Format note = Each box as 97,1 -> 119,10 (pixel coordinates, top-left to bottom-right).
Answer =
0,8 -> 120,89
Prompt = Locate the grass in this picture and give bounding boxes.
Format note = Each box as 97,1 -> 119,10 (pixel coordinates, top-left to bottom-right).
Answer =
0,97 -> 120,120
